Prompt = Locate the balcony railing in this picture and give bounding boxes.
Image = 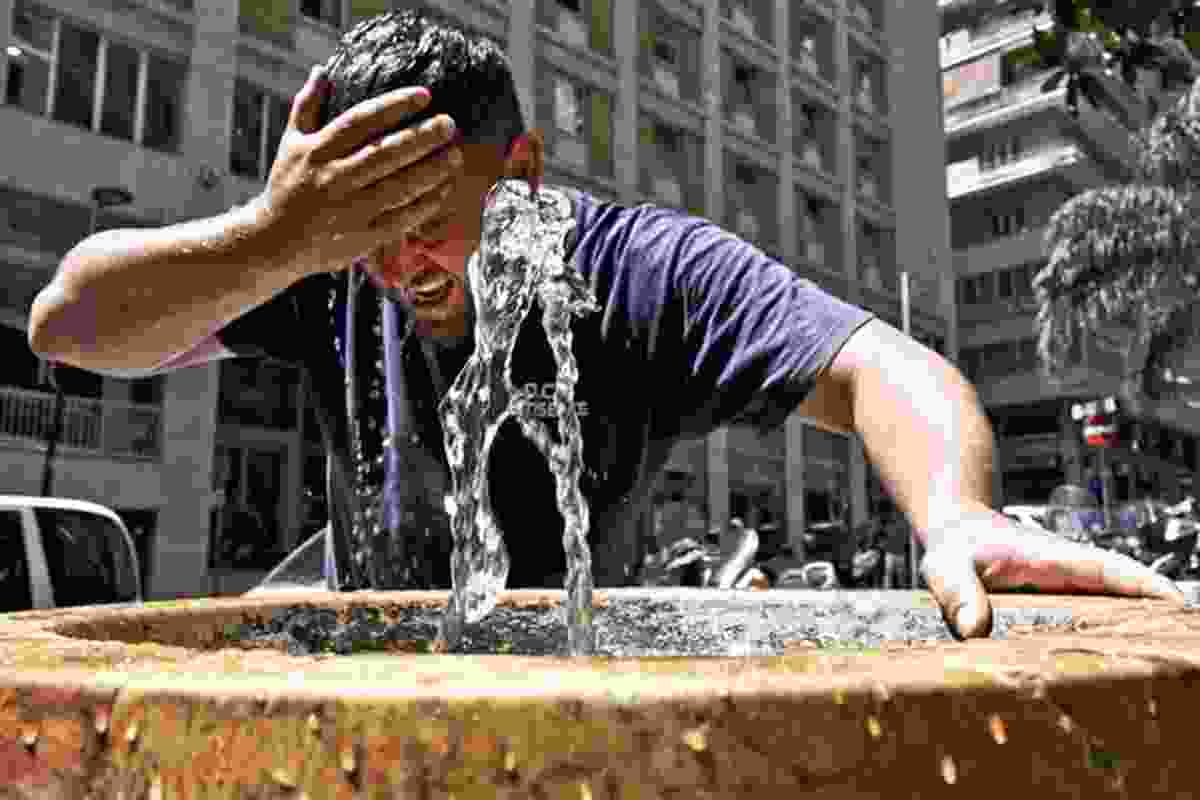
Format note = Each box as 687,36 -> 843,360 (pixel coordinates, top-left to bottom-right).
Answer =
0,386 -> 161,459
944,73 -> 1061,133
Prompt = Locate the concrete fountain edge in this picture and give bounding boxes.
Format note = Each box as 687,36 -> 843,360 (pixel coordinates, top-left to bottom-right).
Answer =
0,589 -> 1198,798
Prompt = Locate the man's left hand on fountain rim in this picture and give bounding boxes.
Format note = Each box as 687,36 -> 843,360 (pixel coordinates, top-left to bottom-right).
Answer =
805,317 -> 1186,640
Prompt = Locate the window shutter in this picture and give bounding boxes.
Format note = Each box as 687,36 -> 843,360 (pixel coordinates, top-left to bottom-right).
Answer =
349,0 -> 391,24
239,0 -> 295,46
590,0 -> 611,53
590,91 -> 613,177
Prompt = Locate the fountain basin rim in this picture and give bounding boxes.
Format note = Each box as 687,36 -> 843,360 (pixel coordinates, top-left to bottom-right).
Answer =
0,589 -> 1191,705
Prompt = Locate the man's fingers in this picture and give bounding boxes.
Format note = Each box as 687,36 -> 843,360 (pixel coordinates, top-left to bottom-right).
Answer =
346,146 -> 460,218
291,65 -> 328,134
334,116 -> 461,194
1093,547 -> 1186,603
311,86 -> 437,162
922,548 -> 994,640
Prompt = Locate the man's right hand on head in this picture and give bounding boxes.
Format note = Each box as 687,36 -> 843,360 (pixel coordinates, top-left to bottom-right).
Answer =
253,64 -> 463,278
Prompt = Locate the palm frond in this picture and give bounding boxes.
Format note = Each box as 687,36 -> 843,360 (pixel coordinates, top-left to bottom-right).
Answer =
1034,183 -> 1200,379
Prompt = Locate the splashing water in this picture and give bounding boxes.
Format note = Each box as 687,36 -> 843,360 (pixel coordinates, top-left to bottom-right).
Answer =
438,180 -> 599,655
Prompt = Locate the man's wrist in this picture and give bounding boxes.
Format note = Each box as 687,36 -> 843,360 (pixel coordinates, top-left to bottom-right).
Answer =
919,503 -> 996,549
229,193 -> 310,284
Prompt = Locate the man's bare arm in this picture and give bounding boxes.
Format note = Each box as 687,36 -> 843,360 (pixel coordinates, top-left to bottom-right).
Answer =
30,202 -> 298,372
29,66 -> 460,373
794,318 -> 995,539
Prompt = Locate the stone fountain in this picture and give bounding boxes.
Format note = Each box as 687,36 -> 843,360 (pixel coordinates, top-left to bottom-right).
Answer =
1,587 -> 1199,798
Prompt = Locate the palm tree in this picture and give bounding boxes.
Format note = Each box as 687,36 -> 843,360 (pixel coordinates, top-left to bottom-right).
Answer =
1031,2 -> 1200,411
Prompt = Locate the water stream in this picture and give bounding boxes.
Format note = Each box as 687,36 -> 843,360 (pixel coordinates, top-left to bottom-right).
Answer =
437,180 -> 599,654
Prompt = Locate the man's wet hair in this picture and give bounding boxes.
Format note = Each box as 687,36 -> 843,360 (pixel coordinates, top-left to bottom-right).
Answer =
321,10 -> 525,148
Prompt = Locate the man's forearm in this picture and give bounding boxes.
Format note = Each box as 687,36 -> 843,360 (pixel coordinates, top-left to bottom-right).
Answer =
836,321 -> 996,541
28,197 -> 302,372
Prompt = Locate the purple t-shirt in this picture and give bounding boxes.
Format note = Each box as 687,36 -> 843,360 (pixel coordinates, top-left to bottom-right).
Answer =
217,186 -> 874,588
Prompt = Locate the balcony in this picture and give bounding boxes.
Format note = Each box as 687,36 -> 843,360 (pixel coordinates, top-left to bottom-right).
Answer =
952,225 -> 1044,275
640,8 -> 702,106
724,57 -> 776,146
796,138 -> 824,171
958,296 -> 1040,324
556,5 -> 590,49
725,0 -> 768,44
653,62 -> 681,99
939,10 -> 1052,69
0,385 -> 161,460
946,142 -> 1101,200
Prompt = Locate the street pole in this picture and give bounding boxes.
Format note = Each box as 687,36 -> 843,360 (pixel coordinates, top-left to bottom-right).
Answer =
39,187 -> 133,497
901,271 -> 919,588
1098,445 -> 1113,530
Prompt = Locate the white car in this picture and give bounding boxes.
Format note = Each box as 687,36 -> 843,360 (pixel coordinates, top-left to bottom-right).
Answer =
0,496 -> 142,611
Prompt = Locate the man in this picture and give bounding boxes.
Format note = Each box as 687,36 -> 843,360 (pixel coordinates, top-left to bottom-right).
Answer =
27,11 -> 1182,639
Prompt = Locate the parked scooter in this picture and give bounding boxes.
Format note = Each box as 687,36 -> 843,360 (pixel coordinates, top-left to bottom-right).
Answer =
1147,497 -> 1200,580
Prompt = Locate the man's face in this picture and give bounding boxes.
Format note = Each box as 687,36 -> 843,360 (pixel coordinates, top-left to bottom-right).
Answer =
368,133 -> 543,339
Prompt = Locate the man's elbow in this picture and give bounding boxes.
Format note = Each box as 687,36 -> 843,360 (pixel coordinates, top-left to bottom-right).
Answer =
27,284 -> 76,364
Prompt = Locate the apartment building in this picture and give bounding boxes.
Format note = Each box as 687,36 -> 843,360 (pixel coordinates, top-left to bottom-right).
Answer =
0,0 -> 950,597
941,0 -> 1200,505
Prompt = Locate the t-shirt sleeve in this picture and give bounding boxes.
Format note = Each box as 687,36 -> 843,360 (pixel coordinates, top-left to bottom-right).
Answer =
575,201 -> 874,436
217,273 -> 335,365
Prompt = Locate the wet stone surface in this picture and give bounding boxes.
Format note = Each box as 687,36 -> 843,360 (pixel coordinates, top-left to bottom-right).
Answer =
234,593 -> 1075,657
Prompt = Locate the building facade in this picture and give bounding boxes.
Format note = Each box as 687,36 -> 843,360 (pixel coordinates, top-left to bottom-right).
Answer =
0,0 -> 950,597
940,0 -> 1200,507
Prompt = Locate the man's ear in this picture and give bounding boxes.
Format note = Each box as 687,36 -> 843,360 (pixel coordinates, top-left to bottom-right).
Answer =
504,129 -> 546,192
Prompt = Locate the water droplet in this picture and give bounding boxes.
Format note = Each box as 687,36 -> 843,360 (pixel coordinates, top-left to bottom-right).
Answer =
125,721 -> 140,745
872,683 -> 891,703
307,713 -> 321,734
1058,714 -> 1073,734
941,755 -> 957,784
683,725 -> 709,752
866,717 -> 882,739
272,767 -> 297,788
93,709 -> 109,735
1147,698 -> 1157,717
21,728 -> 37,749
341,748 -> 357,774
504,751 -> 517,772
989,715 -> 1007,744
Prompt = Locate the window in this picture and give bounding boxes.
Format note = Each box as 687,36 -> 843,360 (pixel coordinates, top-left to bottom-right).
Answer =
230,79 -> 291,180
0,511 -> 32,612
35,509 -> 139,606
981,135 -> 1022,170
553,76 -> 585,138
51,24 -> 99,129
655,122 -> 681,154
100,40 -> 138,141
654,35 -> 679,67
734,161 -> 757,187
143,55 -> 186,152
301,0 -> 342,26
5,2 -> 186,153
997,268 -> 1013,299
733,63 -> 756,108
990,207 -> 1025,237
